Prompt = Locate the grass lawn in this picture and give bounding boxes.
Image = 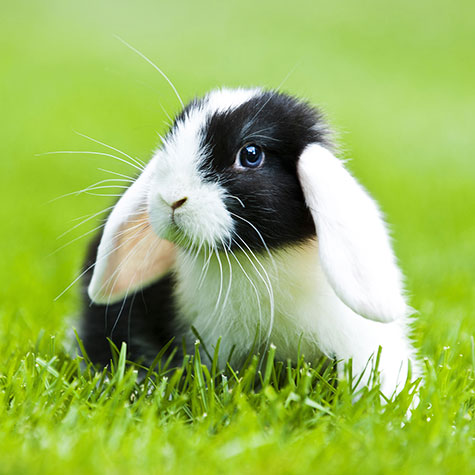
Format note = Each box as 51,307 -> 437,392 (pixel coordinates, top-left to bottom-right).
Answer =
1,0 -> 475,473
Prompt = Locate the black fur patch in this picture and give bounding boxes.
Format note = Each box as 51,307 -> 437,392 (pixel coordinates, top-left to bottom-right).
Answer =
79,235 -> 179,366
199,90 -> 329,251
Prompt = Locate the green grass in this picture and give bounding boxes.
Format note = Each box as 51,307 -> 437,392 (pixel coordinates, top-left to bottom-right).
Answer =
1,0 -> 475,473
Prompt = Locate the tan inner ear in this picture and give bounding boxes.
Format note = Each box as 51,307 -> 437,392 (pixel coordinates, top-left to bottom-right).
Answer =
102,211 -> 176,299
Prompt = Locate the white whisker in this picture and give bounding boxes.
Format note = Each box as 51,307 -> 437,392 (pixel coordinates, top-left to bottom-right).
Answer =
88,178 -> 134,186
109,230 -> 156,335
83,192 -> 128,198
159,103 -> 174,127
213,247 -> 224,314
50,222 -> 107,257
230,212 -> 277,272
97,168 -> 137,181
198,244 -> 213,288
54,210 -> 148,301
75,131 -> 146,169
229,248 -> 263,341
96,223 -> 150,303
246,66 -> 297,129
57,205 -> 115,240
246,133 -> 281,143
234,233 -> 275,345
219,239 -> 233,313
190,240 -> 204,271
47,180 -> 131,204
37,150 -> 144,173
83,185 -> 131,192
227,194 -> 245,208
115,35 -> 184,109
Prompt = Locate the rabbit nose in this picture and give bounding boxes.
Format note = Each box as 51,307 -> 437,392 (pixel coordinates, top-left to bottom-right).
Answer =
171,197 -> 188,210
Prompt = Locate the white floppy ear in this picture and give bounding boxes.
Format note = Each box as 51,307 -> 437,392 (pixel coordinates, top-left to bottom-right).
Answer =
88,161 -> 175,304
297,143 -> 408,323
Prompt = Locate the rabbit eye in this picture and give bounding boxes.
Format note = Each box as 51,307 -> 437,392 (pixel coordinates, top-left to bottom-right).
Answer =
237,144 -> 264,169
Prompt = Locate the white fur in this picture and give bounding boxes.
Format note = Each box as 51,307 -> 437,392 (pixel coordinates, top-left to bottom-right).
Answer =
206,87 -> 261,113
297,144 -> 408,323
174,240 -> 419,397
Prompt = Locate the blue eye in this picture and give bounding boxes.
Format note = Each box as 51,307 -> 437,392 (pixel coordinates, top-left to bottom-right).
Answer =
238,144 -> 264,168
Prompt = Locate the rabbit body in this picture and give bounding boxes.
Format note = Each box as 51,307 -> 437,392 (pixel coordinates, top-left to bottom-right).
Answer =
80,88 -> 420,396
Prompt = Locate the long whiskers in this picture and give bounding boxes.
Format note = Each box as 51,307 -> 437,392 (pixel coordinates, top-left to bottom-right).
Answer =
125,234 -> 163,341
230,212 -> 277,272
115,35 -> 184,109
213,247 -> 224,313
108,228 -> 158,336
106,232 -> 147,335
50,222 -> 108,257
227,194 -> 245,208
96,221 -> 151,307
245,65 -> 297,129
219,238 -> 233,314
198,244 -> 214,289
233,234 -> 275,346
37,150 -> 145,173
57,205 -> 115,240
75,131 -> 146,169
228,247 -> 263,342
97,168 -> 137,181
54,209 -> 147,301
50,180 -> 133,203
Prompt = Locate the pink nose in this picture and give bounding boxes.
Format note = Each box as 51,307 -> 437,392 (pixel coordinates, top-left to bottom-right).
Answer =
171,197 -> 188,210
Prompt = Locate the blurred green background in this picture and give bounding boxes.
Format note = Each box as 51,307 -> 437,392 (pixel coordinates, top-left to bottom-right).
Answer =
2,0 -> 474,352
1,0 -> 475,472
1,0 -> 474,359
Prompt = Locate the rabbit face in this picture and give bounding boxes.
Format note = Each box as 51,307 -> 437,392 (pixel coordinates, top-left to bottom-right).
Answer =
148,88 -> 329,252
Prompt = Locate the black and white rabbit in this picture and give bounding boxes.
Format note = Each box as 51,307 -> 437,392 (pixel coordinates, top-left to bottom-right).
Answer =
80,88 -> 420,396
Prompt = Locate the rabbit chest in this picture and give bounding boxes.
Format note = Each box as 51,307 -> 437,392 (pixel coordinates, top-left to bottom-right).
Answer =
172,238 -> 345,366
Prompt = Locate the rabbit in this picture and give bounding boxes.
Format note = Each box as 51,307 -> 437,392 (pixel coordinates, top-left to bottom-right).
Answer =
79,87 -> 420,397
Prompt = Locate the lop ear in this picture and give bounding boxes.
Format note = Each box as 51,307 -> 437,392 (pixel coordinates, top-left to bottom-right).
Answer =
88,162 -> 176,305
297,143 -> 408,323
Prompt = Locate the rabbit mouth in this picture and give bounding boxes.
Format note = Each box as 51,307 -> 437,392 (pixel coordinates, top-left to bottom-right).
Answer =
149,214 -> 201,251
